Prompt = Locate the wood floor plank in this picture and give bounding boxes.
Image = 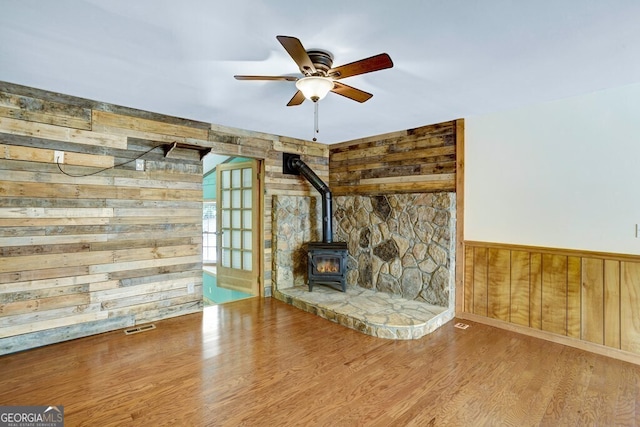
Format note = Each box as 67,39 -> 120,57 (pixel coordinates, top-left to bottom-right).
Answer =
614,363 -> 638,425
1,297 -> 640,426
482,335 -> 564,424
358,323 -> 488,425
539,348 -> 595,425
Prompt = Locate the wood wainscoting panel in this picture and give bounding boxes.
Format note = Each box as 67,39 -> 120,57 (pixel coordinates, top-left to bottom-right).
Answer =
567,256 -> 581,339
463,245 -> 474,314
604,259 -> 621,349
487,248 -> 510,322
581,257 -> 604,344
541,254 -> 568,336
510,250 -> 530,327
621,261 -> 640,353
530,253 -> 543,330
463,241 -> 640,359
472,247 -> 488,316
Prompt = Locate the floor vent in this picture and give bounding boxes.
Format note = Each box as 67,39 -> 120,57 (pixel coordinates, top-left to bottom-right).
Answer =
124,324 -> 156,335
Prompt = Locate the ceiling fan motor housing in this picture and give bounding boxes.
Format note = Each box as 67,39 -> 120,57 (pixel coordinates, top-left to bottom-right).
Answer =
305,50 -> 334,76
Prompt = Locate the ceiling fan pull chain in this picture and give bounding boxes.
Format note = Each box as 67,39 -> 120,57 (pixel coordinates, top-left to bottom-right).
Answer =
313,101 -> 319,142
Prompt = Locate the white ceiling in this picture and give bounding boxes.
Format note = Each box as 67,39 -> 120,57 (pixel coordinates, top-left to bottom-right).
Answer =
2,1 -> 640,144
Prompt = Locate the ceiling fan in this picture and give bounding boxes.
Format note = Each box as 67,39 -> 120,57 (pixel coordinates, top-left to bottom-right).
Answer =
234,35 -> 393,106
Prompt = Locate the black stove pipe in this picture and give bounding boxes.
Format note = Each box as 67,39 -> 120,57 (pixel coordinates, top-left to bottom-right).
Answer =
287,157 -> 333,243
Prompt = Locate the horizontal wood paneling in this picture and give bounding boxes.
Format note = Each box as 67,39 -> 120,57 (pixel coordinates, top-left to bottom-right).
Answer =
329,121 -> 457,195
0,80 -> 328,354
92,110 -> 209,140
0,90 -> 92,130
0,116 -> 127,148
463,241 -> 640,356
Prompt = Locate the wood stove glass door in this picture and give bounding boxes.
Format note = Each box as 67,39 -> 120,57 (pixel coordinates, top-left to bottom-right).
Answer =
216,159 -> 260,295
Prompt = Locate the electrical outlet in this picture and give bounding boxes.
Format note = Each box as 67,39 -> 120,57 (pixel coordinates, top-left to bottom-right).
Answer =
135,159 -> 145,171
187,283 -> 195,294
54,150 -> 64,164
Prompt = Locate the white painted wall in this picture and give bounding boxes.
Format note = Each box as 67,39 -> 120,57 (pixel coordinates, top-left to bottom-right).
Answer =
465,82 -> 640,255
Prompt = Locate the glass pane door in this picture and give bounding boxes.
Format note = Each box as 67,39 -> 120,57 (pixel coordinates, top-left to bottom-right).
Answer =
216,160 -> 260,295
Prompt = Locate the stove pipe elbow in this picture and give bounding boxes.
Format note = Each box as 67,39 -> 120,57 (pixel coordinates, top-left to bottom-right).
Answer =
286,156 -> 333,243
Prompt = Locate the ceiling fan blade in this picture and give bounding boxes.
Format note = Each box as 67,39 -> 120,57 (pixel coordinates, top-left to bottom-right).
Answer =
286,90 -> 306,106
331,81 -> 373,103
329,53 -> 393,80
276,35 -> 317,75
234,75 -> 298,81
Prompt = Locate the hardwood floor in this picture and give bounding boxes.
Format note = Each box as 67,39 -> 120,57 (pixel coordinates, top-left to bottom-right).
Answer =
1,297 -> 640,426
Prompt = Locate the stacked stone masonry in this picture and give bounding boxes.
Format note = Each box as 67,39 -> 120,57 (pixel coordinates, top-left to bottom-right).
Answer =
334,193 -> 456,308
272,195 -> 321,290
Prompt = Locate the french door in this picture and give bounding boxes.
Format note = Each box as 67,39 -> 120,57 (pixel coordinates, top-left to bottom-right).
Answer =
216,159 -> 260,295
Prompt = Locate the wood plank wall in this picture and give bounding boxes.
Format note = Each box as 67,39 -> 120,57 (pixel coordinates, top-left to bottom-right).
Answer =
328,120 -> 459,195
463,241 -> 640,357
0,81 -> 327,354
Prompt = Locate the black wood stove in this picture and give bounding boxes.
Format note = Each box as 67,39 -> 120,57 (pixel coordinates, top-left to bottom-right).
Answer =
306,242 -> 348,292
284,153 -> 348,292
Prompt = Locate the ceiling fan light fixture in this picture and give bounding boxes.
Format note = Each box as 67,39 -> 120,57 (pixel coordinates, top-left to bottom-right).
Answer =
295,76 -> 334,102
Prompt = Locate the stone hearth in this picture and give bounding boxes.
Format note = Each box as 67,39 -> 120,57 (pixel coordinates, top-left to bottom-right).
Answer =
274,285 -> 452,339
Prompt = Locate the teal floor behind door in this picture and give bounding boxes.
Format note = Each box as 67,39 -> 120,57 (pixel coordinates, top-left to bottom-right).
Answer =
203,268 -> 252,305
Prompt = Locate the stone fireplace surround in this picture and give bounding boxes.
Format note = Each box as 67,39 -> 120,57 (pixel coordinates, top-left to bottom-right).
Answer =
272,192 -> 456,339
